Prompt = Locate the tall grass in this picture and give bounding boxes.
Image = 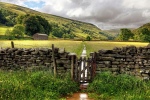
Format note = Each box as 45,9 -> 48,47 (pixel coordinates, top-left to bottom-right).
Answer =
87,72 -> 150,100
0,70 -> 79,100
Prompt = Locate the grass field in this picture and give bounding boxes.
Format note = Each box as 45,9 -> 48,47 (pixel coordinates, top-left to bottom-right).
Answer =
0,40 -> 148,56
0,26 -> 13,35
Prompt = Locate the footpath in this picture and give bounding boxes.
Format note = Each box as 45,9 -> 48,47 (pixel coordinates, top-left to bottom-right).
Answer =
66,45 -> 94,100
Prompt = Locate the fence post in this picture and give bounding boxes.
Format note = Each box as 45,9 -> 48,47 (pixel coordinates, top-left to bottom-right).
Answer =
52,44 -> 57,77
75,56 -> 78,82
11,41 -> 14,48
71,55 -> 74,80
92,52 -> 97,79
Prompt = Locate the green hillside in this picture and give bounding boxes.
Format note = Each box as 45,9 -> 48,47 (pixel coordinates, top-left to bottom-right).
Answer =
131,23 -> 150,42
101,29 -> 120,40
132,23 -> 150,35
138,23 -> 150,30
102,29 -> 120,36
0,2 -> 107,40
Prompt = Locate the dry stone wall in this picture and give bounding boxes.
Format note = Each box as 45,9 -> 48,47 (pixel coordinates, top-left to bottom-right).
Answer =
1,45 -> 150,80
0,47 -> 72,74
95,46 -> 150,80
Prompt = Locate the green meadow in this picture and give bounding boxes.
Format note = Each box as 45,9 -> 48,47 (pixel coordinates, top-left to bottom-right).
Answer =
0,40 -> 148,56
0,26 -> 13,35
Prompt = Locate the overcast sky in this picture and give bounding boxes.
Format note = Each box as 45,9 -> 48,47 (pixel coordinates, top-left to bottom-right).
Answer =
1,0 -> 150,30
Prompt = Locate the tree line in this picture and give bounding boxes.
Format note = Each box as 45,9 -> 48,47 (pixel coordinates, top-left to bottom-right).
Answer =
4,14 -> 52,39
116,28 -> 150,42
0,9 -> 17,26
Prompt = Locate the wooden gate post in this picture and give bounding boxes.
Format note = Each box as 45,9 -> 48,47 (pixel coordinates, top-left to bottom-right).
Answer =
52,44 -> 57,77
71,55 -> 74,80
11,41 -> 14,48
92,52 -> 97,79
75,56 -> 78,82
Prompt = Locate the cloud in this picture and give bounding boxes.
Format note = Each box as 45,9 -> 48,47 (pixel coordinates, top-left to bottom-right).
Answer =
122,0 -> 150,9
1,0 -> 150,29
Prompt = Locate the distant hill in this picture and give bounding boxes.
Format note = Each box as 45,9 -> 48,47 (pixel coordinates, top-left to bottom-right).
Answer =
131,23 -> 150,41
132,23 -> 150,35
102,29 -> 120,37
136,23 -> 150,30
0,2 -> 108,40
101,28 -> 136,40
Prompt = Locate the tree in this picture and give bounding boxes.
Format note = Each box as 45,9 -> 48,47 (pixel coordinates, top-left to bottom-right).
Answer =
63,33 -> 75,39
138,28 -> 150,42
36,16 -> 51,35
0,10 -> 7,24
51,27 -> 64,38
12,24 -> 25,38
5,28 -> 14,39
0,9 -> 17,26
6,24 -> 25,39
86,36 -> 92,41
117,28 -> 133,41
23,15 -> 51,36
16,15 -> 25,24
24,15 -> 41,36
5,29 -> 11,36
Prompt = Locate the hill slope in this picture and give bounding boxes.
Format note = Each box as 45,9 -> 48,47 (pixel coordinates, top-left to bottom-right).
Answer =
132,23 -> 150,35
137,23 -> 150,30
101,29 -> 120,40
0,2 -> 107,40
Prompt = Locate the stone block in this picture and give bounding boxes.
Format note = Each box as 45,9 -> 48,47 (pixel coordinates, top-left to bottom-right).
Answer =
128,62 -> 135,65
141,73 -> 149,77
96,67 -> 109,71
111,68 -> 119,71
112,65 -> 118,68
96,61 -> 104,64
112,62 -> 120,65
97,64 -> 106,68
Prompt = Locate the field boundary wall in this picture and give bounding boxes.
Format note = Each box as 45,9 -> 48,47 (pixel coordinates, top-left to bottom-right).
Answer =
0,43 -> 150,80
94,46 -> 150,80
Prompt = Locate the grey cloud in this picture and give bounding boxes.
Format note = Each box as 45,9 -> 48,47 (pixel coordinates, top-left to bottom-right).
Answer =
70,0 -> 123,23
111,10 -> 144,24
72,0 -> 91,8
68,0 -> 150,29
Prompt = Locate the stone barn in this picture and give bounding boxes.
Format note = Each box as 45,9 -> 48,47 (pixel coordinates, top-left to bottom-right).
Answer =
33,33 -> 48,40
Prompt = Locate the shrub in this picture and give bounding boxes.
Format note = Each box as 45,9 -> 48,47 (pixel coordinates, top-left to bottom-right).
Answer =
85,36 -> 91,41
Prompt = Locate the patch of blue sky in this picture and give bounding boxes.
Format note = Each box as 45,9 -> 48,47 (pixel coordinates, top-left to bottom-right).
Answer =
24,1 -> 45,8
